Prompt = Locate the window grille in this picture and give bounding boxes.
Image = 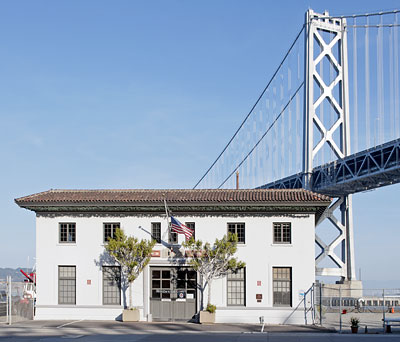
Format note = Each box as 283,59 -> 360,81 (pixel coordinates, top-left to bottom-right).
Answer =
152,223 -> 161,243
273,267 -> 292,307
103,266 -> 121,305
59,223 -> 76,243
104,223 -> 120,243
227,268 -> 246,306
227,223 -> 245,243
273,223 -> 291,244
58,266 -> 76,304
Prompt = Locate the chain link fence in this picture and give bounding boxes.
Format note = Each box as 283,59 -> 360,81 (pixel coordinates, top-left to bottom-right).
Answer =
0,276 -> 35,325
311,283 -> 400,333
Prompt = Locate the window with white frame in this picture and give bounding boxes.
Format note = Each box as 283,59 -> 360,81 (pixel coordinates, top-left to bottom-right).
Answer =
227,223 -> 245,243
273,223 -> 291,244
227,268 -> 246,306
59,223 -> 76,243
103,266 -> 121,305
152,222 -> 161,243
273,267 -> 292,307
58,266 -> 76,304
103,223 -> 120,243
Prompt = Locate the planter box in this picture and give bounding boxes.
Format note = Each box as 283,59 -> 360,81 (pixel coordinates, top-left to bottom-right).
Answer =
199,311 -> 215,324
122,309 -> 140,322
351,326 -> 358,334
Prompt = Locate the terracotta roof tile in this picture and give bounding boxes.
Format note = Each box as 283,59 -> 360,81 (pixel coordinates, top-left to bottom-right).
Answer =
15,188 -> 331,205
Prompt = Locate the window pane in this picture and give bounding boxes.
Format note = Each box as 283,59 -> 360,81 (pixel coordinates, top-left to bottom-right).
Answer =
227,223 -> 245,243
152,223 -> 161,243
103,266 -> 121,305
59,266 -> 76,304
59,223 -> 76,243
227,268 -> 245,306
104,223 -> 120,242
273,223 -> 291,244
273,267 -> 292,306
169,231 -> 178,244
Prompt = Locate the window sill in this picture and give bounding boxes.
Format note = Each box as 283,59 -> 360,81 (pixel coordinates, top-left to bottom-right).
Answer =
57,243 -> 77,246
237,244 -> 246,247
270,244 -> 292,247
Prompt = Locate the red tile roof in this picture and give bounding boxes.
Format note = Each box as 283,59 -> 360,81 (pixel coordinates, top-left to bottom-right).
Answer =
15,188 -> 331,205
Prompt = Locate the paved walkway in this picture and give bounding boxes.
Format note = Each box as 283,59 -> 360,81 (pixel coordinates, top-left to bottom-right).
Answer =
0,320 -> 399,341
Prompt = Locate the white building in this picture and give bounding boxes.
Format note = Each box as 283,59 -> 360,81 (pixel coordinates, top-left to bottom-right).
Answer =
15,188 -> 330,323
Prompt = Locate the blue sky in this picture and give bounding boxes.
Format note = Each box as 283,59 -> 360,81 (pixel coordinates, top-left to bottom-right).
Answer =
1,0 -> 399,287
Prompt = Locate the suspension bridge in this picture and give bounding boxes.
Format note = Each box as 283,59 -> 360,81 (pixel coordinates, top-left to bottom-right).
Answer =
193,9 -> 400,283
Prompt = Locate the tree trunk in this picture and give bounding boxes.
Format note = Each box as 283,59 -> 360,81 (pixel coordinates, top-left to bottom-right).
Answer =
207,279 -> 212,307
129,282 -> 133,308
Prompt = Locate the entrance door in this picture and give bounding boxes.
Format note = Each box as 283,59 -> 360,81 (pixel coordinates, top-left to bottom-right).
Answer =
150,267 -> 197,321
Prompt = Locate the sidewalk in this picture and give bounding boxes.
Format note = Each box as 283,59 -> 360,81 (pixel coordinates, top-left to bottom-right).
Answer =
1,321 -> 400,342
3,320 -> 335,333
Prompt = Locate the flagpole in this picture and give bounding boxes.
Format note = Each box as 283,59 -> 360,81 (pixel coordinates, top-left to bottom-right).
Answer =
163,198 -> 171,244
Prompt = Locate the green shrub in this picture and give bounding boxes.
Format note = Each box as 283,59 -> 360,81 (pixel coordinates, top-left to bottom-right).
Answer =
206,304 -> 216,313
350,317 -> 360,327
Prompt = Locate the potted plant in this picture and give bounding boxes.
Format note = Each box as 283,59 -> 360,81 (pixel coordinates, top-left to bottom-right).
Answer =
105,229 -> 155,322
199,304 -> 216,324
350,317 -> 360,333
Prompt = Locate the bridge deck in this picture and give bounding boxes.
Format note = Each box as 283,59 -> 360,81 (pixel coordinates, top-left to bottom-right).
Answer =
260,138 -> 400,197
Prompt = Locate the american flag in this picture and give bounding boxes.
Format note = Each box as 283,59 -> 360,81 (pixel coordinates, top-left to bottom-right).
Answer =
170,216 -> 194,240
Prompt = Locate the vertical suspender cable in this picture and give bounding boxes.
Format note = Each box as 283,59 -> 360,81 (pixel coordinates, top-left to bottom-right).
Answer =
280,76 -> 285,179
377,15 -> 384,145
297,37 -> 302,173
273,86 -> 277,180
365,17 -> 371,148
394,13 -> 400,139
288,63 -> 293,175
389,20 -> 395,141
352,19 -> 359,153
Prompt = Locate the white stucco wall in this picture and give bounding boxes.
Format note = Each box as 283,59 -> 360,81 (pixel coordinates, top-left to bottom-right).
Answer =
35,212 -> 315,323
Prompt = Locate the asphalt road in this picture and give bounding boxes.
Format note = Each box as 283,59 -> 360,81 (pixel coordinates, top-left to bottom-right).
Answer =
0,321 -> 399,342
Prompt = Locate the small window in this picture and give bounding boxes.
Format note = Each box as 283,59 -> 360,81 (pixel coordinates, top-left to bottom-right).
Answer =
228,223 -> 245,243
169,230 -> 178,244
58,266 -> 76,304
104,223 -> 120,243
185,222 -> 195,240
227,268 -> 246,306
103,266 -> 121,305
273,267 -> 292,307
273,223 -> 291,244
152,223 -> 161,243
59,223 -> 76,243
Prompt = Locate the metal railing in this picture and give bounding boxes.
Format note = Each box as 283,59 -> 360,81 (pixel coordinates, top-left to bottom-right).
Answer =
311,283 -> 400,333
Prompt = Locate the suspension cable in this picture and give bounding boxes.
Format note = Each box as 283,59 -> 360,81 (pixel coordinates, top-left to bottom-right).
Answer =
217,82 -> 304,189
193,24 -> 305,189
313,9 -> 400,20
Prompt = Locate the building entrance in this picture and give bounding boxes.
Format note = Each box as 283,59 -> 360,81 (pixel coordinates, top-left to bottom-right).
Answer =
150,267 -> 197,321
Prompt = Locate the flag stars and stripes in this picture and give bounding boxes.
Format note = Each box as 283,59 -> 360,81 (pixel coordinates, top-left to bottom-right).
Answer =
170,216 -> 194,240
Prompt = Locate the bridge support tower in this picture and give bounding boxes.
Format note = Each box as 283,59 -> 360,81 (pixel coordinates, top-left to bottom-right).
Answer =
303,10 -> 356,282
